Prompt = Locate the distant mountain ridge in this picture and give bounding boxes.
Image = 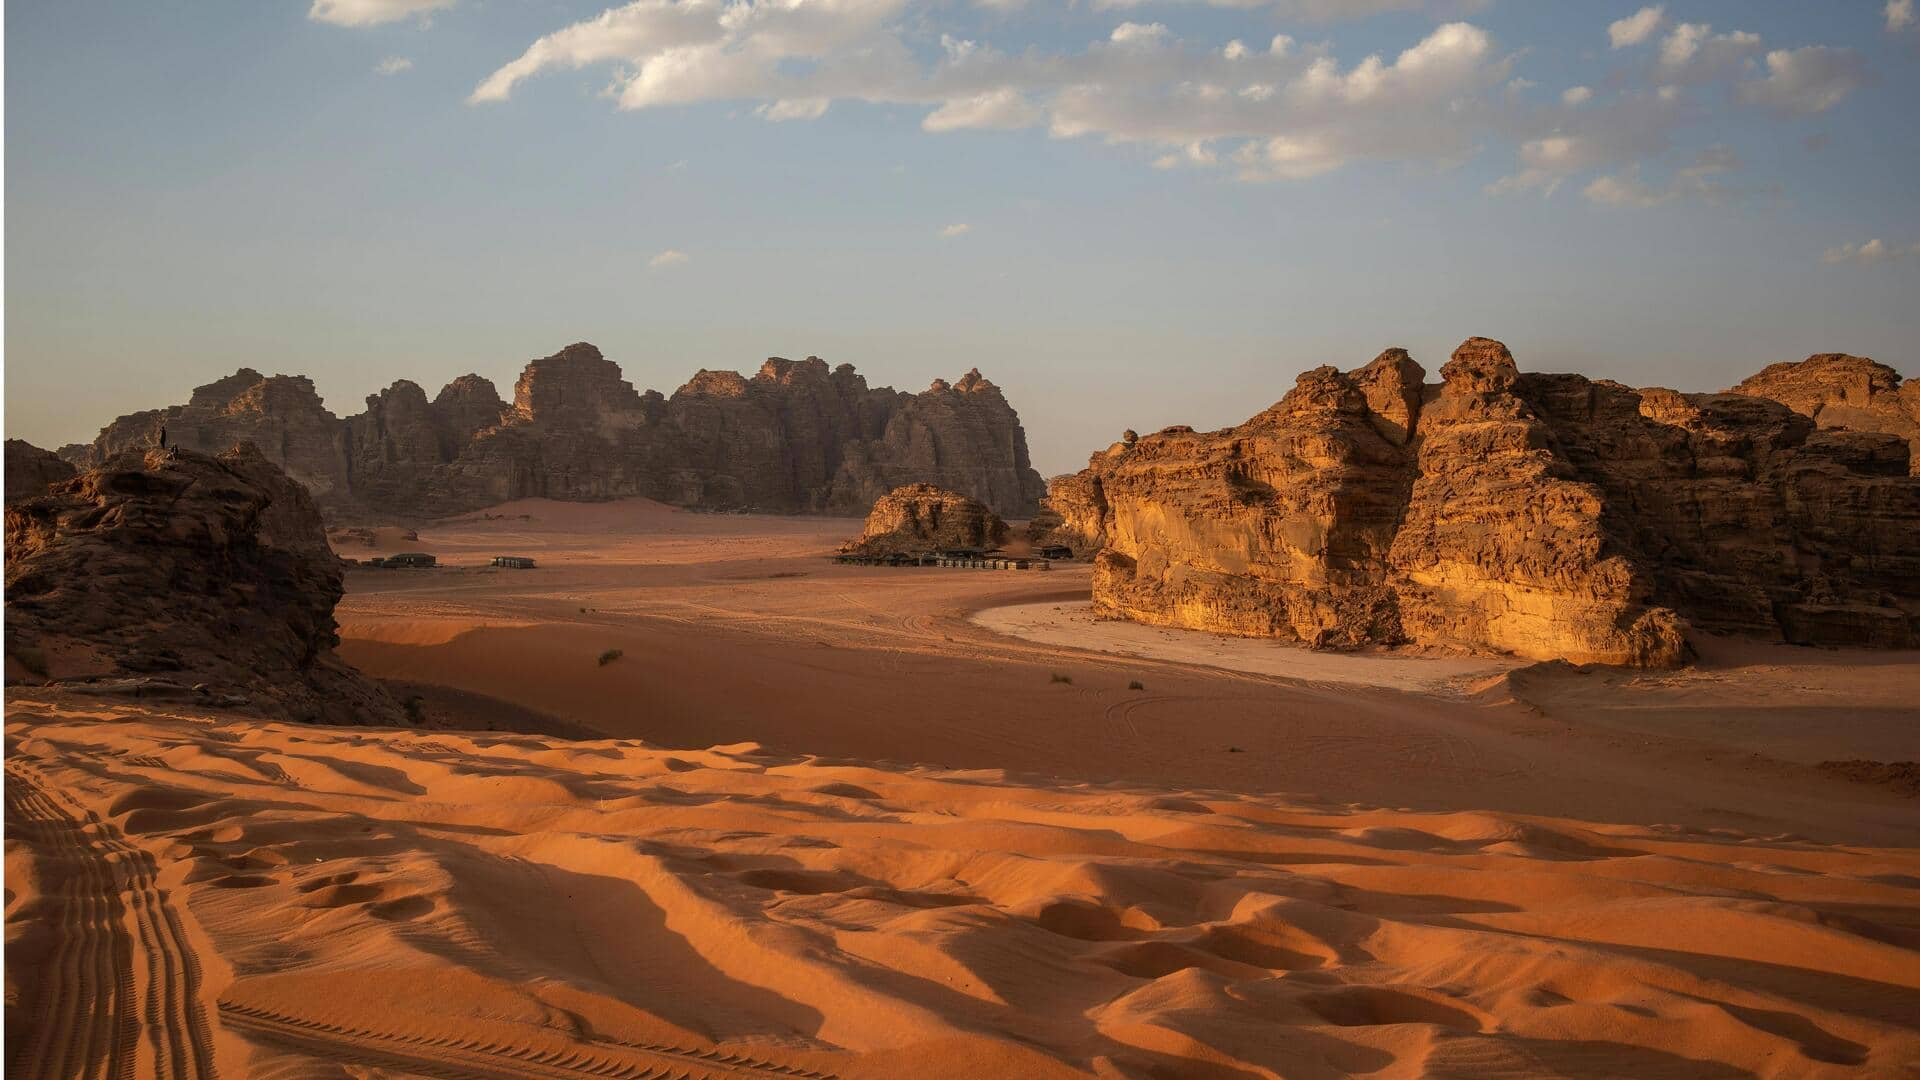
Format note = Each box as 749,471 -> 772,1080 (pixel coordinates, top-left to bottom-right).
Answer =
63,343 -> 1048,521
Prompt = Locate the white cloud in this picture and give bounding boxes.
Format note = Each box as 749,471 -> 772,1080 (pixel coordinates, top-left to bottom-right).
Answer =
1608,6 -> 1665,48
309,0 -> 455,28
1656,23 -> 1762,83
1889,0 -> 1916,32
375,56 -> 414,76
939,223 -> 972,238
923,88 -> 1042,132
1737,46 -> 1866,115
1581,145 -> 1740,207
1821,238 -> 1920,265
1085,0 -> 1490,17
472,8 -> 1517,183
1561,85 -> 1592,106
649,249 -> 689,269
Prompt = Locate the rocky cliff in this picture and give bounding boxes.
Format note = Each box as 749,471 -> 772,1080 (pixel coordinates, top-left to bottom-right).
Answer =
82,344 -> 1045,521
1061,338 -> 1919,666
4,440 -> 78,504
844,483 -> 1008,555
4,445 -> 403,724
1732,353 -> 1920,474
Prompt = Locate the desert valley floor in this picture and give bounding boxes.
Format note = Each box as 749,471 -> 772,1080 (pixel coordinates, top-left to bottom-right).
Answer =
7,499 -> 1920,1078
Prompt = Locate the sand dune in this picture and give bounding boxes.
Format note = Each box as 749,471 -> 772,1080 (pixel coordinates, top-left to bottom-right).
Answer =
9,695 -> 1919,1079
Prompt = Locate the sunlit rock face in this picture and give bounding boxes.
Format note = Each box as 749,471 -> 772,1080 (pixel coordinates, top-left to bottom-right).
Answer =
1063,338 -> 1920,666
80,344 -> 1046,521
1732,352 -> 1920,475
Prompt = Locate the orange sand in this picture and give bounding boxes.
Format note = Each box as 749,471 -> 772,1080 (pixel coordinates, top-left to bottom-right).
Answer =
9,697 -> 1920,1078
7,496 -> 1918,1077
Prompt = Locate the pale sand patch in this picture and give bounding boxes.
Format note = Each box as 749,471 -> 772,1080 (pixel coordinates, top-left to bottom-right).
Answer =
974,601 -> 1516,693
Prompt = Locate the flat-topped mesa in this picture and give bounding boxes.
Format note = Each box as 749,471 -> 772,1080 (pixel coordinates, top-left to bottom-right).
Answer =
74,342 -> 1046,521
3,445 -> 403,724
1065,337 -> 1919,666
844,483 -> 1008,556
1732,352 -> 1920,474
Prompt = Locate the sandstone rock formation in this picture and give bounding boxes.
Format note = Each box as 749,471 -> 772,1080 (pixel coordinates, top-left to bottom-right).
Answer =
4,440 -> 77,504
1060,338 -> 1919,666
1732,353 -> 1920,474
844,483 -> 1008,556
4,445 -> 403,724
81,345 -> 1045,521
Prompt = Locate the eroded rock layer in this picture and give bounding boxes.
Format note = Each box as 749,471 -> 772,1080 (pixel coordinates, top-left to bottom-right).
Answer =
4,440 -> 78,504
1060,339 -> 1919,665
81,345 -> 1046,521
844,483 -> 1008,555
3,445 -> 403,724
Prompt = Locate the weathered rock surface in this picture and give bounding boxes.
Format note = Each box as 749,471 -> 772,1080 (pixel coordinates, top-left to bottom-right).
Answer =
82,345 -> 1044,521
4,445 -> 403,724
4,440 -> 78,504
1061,338 -> 1920,666
1732,353 -> 1920,474
844,483 -> 1008,556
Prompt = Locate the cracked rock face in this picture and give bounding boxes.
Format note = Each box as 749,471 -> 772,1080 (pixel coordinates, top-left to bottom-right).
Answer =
844,483 -> 1008,556
1056,338 -> 1920,666
3,445 -> 403,725
83,345 -> 1045,521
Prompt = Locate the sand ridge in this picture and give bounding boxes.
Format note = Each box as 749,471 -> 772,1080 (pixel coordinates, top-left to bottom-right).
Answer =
8,696 -> 1920,1078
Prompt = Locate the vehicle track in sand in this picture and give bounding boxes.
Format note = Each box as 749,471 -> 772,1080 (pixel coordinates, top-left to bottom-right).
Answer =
5,759 -> 219,1080
217,1000 -> 839,1080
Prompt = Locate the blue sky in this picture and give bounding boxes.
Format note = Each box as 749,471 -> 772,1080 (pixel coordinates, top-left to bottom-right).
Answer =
7,1 -> 1917,475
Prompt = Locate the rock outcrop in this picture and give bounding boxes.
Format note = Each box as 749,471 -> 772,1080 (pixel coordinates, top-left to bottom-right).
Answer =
844,483 -> 1008,556
4,440 -> 78,504
82,345 -> 1045,521
4,445 -> 403,724
1732,353 -> 1920,474
1062,338 -> 1920,666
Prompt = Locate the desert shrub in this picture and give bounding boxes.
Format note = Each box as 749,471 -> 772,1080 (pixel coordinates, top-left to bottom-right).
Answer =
598,648 -> 624,666
1128,680 -> 1144,691
402,695 -> 425,723
1050,672 -> 1073,685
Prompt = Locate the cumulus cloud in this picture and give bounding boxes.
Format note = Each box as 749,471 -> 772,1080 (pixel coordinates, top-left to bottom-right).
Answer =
648,249 -> 689,269
309,0 -> 455,28
1655,23 -> 1762,83
939,223 -> 972,237
1084,0 -> 1491,17
375,56 -> 414,75
470,6 -> 1517,183
1737,46 -> 1867,115
1889,0 -> 1915,33
1821,238 -> 1920,265
1608,6 -> 1665,48
1560,85 -> 1592,106
1581,144 -> 1741,207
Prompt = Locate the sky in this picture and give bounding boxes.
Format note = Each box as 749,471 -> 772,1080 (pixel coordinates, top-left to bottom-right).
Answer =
6,1 -> 1918,477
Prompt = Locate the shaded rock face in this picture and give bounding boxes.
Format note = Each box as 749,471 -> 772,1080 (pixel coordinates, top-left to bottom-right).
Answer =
4,446 -> 403,725
82,345 -> 1044,521
845,483 -> 1008,555
4,440 -> 78,504
1062,338 -> 1920,666
89,369 -> 352,497
1732,353 -> 1920,475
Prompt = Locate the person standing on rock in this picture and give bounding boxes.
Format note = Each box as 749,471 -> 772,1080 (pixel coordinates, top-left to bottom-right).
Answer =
157,425 -> 168,450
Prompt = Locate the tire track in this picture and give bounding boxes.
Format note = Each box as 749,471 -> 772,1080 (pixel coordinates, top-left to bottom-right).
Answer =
5,760 -> 219,1080
217,1000 -> 838,1080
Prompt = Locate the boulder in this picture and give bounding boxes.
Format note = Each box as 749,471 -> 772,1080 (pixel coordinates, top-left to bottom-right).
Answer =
845,483 -> 1008,556
1732,353 -> 1920,474
4,445 -> 404,725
